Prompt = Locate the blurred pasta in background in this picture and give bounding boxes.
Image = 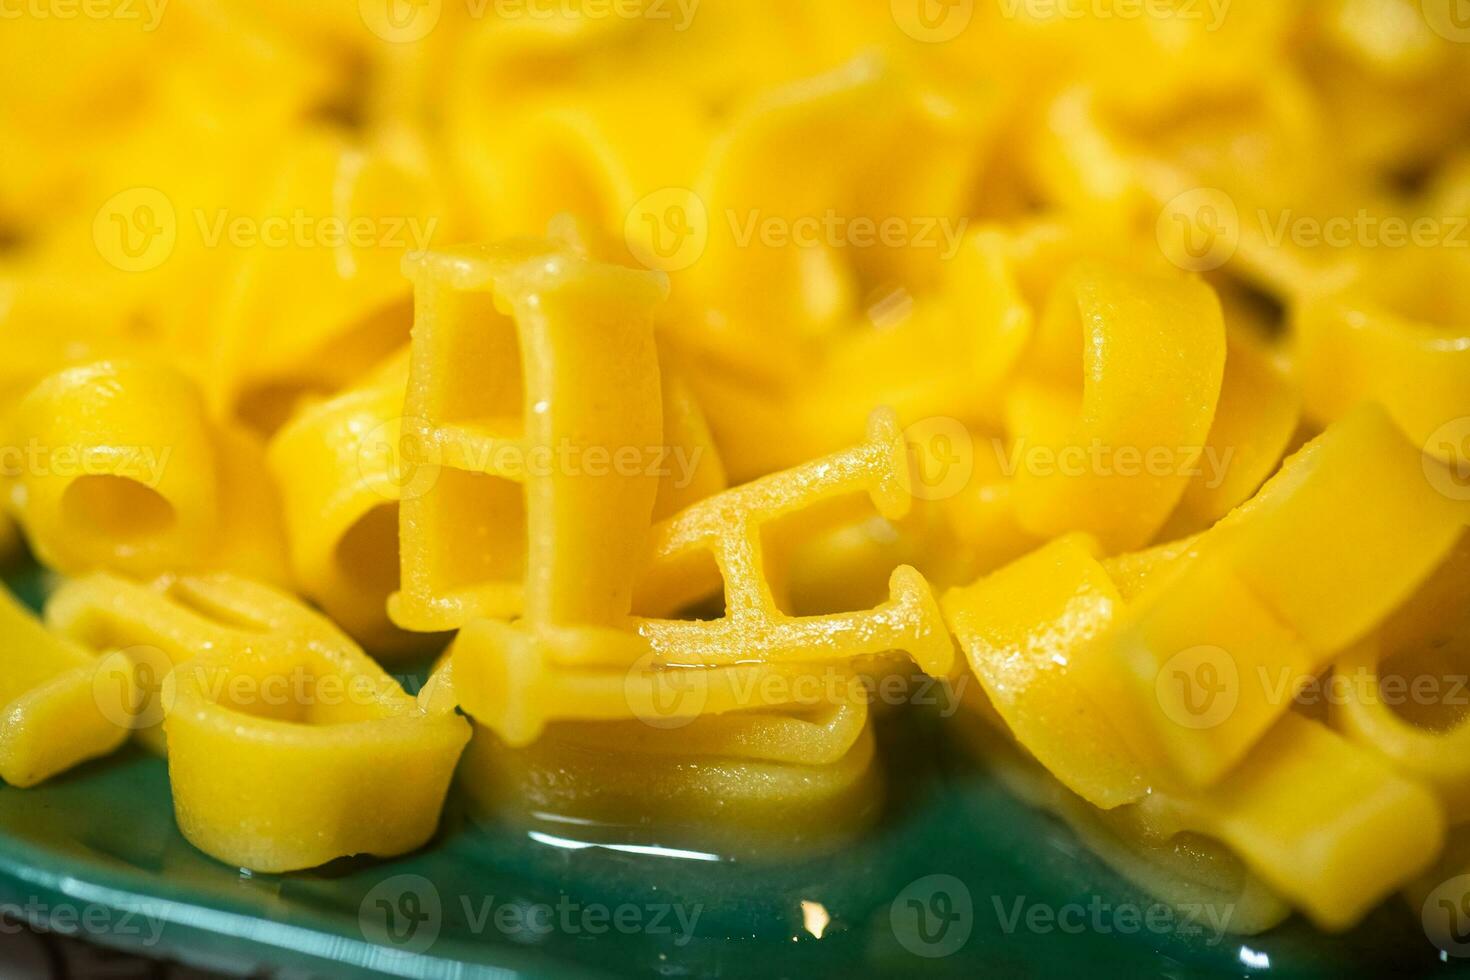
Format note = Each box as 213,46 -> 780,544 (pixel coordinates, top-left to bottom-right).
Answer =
0,0 -> 1468,949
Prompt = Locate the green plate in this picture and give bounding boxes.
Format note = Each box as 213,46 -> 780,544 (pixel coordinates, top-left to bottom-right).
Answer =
0,565 -> 1459,979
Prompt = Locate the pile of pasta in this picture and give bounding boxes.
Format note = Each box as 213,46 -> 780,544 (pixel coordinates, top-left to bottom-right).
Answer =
1,0 -> 1469,940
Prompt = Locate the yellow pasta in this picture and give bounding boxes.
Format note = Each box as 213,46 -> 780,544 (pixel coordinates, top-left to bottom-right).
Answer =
631,410 -> 955,678
1332,534 -> 1470,820
205,127 -> 445,431
8,360 -> 288,584
389,238 -> 667,633
459,704 -> 880,859
0,585 -> 137,788
1091,405 -> 1467,786
46,572 -> 469,871
1294,252 -> 1470,467
4,0 -> 1470,949
1005,261 -> 1226,552
449,618 -> 858,747
267,351 -> 428,655
944,532 -> 1445,931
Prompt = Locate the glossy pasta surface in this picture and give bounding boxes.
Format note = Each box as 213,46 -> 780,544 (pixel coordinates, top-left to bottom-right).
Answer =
1,0 -> 1468,964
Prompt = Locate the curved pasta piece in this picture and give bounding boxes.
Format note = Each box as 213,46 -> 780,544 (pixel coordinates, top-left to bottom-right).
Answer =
389,240 -> 668,633
792,218 -> 1172,464
1333,641 -> 1470,823
206,128 -> 445,431
9,360 -> 217,577
1030,77 -> 1382,298
1142,711 -> 1444,932
652,362 -> 728,518
795,287 -> 1023,458
455,90 -> 708,250
267,351 -> 431,656
956,710 -> 1292,937
1092,405 -> 1468,787
1162,327 -> 1301,538
1203,403 -> 1468,651
47,572 -> 469,871
945,534 -> 1445,930
0,321 -> 133,564
1005,261 -> 1226,552
680,56 -> 990,373
8,360 -> 288,585
0,586 -> 137,788
1331,534 -> 1470,820
268,345 -> 721,657
943,534 -> 1149,810
1294,271 -> 1470,468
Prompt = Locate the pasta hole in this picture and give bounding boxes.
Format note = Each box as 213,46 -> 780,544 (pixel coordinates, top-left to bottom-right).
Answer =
1381,637 -> 1470,734
61,475 -> 174,542
1378,533 -> 1470,733
235,380 -> 334,436
667,549 -> 726,621
761,493 -> 904,617
336,503 -> 400,599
